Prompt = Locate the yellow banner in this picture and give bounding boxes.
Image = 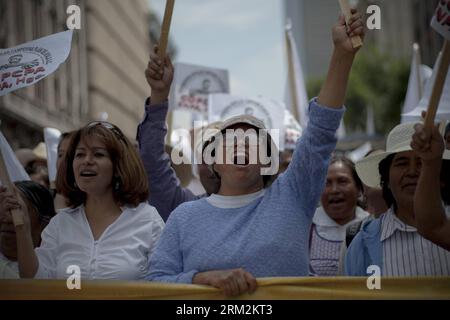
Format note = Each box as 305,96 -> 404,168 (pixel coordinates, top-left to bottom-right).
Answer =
1,277 -> 450,300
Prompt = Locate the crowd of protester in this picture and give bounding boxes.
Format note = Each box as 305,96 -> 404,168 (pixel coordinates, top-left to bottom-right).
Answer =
1,9 -> 449,296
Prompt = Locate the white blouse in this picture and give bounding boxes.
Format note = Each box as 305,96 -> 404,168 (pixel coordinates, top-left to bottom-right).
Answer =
34,202 -> 164,280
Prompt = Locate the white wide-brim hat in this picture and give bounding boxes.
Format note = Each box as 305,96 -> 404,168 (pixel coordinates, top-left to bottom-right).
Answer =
356,122 -> 450,188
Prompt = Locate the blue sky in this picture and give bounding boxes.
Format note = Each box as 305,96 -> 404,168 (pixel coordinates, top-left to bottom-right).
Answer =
149,0 -> 286,102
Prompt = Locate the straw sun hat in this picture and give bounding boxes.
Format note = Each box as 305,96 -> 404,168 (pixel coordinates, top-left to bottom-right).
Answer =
356,122 -> 450,188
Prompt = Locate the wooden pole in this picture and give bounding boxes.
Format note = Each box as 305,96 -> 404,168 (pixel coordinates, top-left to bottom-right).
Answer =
0,149 -> 24,226
424,40 -> 450,131
338,0 -> 363,49
158,0 -> 175,60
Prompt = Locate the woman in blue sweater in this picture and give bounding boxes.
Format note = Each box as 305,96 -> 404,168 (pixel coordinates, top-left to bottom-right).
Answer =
147,10 -> 364,296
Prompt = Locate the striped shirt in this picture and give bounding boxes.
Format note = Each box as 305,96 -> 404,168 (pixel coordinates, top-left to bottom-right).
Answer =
381,208 -> 450,277
310,206 -> 370,276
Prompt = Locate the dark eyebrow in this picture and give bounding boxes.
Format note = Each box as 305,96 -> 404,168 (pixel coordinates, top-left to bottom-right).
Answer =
393,156 -> 409,162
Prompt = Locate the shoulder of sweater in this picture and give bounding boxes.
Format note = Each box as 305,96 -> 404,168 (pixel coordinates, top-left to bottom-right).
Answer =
167,198 -> 209,222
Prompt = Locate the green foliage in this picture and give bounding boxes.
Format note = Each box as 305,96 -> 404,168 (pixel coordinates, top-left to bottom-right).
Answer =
306,46 -> 410,136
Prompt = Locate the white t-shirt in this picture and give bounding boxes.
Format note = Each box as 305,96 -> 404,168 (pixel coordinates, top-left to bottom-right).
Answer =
34,202 -> 164,280
206,190 -> 265,209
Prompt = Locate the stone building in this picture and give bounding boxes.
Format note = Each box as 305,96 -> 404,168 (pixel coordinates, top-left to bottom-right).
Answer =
0,0 -> 153,149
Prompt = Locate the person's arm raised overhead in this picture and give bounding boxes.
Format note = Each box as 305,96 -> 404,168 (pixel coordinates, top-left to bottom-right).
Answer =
278,9 -> 365,218
411,121 -> 450,250
138,46 -> 198,222
145,45 -> 173,105
318,9 -> 364,109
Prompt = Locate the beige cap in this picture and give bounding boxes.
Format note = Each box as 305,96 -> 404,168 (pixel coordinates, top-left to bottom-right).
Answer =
220,114 -> 266,131
33,142 -> 47,160
15,148 -> 46,168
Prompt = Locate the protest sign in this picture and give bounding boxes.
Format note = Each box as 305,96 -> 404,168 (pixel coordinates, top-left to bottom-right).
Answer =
423,1 -> 450,130
431,0 -> 450,41
0,30 -> 73,96
170,62 -> 230,117
208,93 -> 285,150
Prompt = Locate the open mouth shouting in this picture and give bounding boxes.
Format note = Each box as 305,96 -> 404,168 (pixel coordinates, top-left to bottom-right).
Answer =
233,151 -> 250,167
327,196 -> 346,208
79,170 -> 98,178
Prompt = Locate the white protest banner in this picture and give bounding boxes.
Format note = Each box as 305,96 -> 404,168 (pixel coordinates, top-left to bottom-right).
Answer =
170,62 -> 230,117
0,30 -> 73,96
44,128 -> 61,187
208,93 -> 285,150
431,0 -> 450,41
0,131 -> 30,183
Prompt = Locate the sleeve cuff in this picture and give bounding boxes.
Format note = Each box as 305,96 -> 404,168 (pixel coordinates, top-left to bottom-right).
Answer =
144,98 -> 169,122
180,270 -> 200,284
308,97 -> 345,132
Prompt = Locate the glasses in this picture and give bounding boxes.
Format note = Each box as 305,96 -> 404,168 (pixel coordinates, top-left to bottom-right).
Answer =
86,121 -> 127,143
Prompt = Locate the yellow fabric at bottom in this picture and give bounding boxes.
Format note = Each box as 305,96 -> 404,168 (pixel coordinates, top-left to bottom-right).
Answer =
1,277 -> 449,300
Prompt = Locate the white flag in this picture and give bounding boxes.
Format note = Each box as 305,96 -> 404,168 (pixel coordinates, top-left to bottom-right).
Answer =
44,128 -> 61,184
402,52 -> 450,122
0,131 -> 30,185
401,44 -> 433,123
285,20 -> 309,129
0,30 -> 73,96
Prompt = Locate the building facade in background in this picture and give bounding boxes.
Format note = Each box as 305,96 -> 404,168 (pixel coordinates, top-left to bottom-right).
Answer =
0,0 -> 152,149
284,0 -> 442,80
